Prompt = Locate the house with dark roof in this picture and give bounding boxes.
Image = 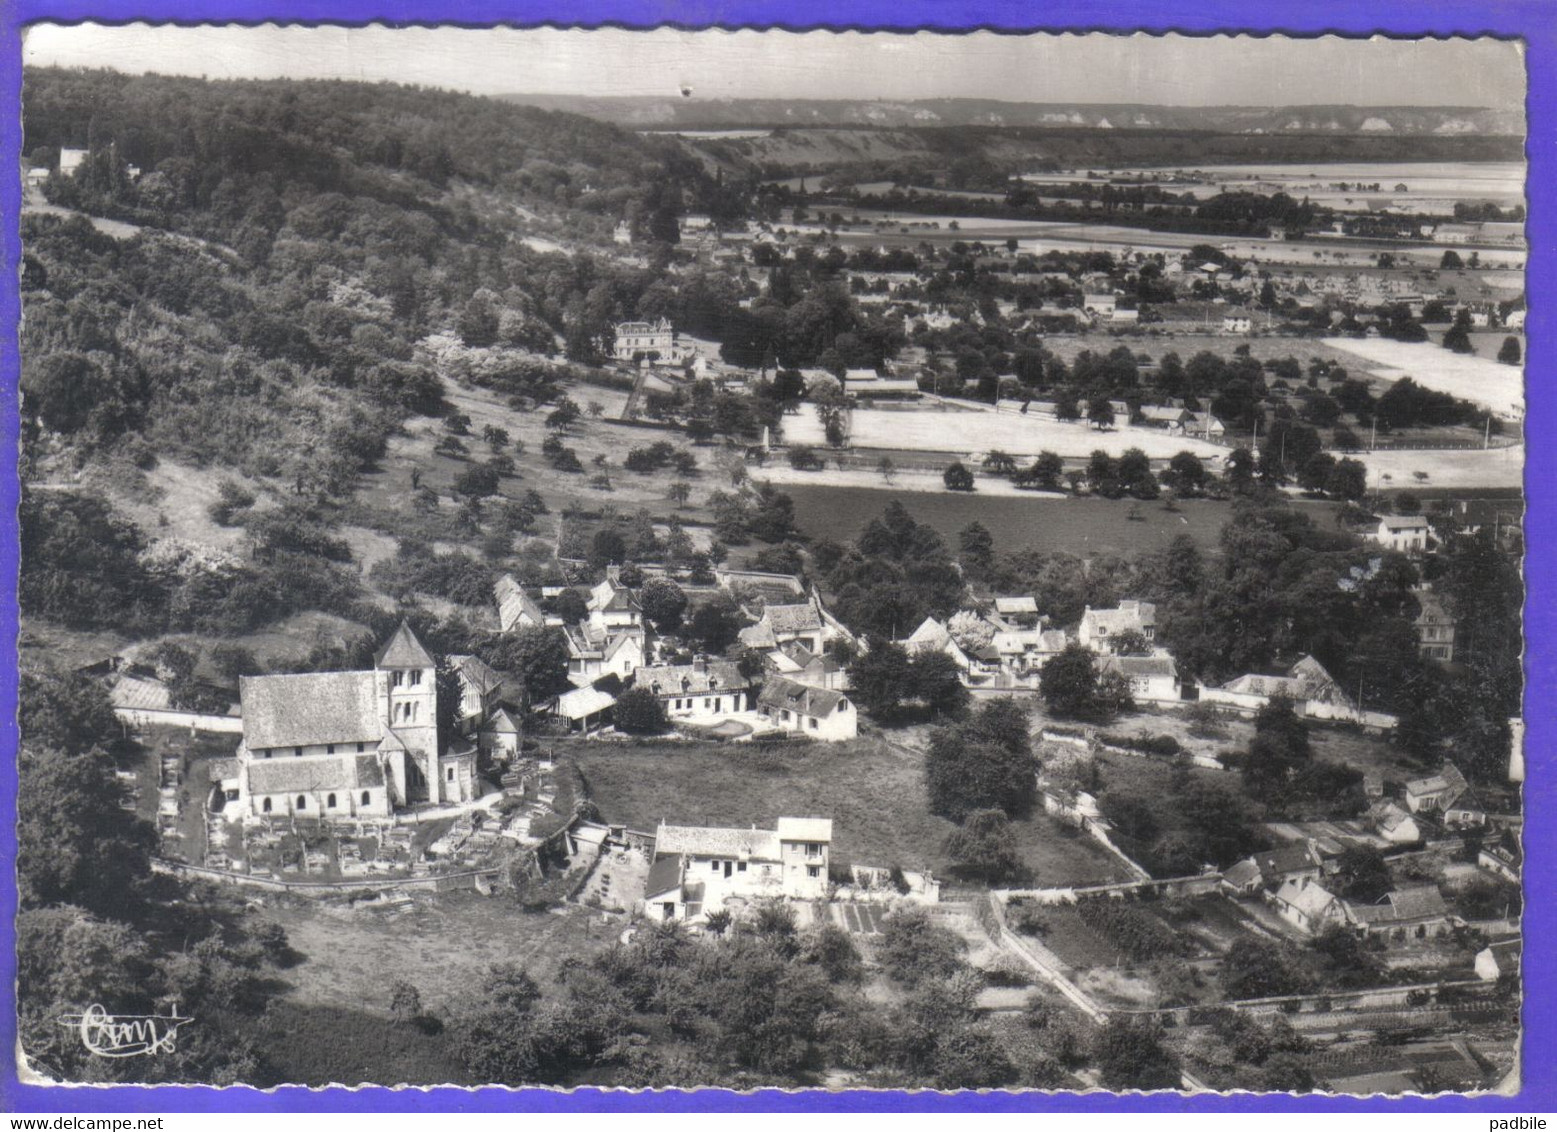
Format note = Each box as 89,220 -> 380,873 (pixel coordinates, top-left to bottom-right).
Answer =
1097,653 -> 1179,704
1414,587 -> 1457,662
494,574 -> 547,632
230,622 -> 477,818
632,658 -> 751,721
562,621 -> 645,685
448,653 -> 504,732
1344,886 -> 1452,943
644,817 -> 833,922
587,577 -> 643,631
756,676 -> 857,740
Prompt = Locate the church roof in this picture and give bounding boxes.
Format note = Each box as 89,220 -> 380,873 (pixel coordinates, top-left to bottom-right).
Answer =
240,671 -> 382,750
246,753 -> 383,795
375,621 -> 434,669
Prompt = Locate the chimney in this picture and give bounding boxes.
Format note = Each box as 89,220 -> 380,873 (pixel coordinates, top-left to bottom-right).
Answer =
693,655 -> 707,674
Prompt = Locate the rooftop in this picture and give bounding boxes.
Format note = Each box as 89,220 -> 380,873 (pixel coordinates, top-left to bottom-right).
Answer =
757,676 -> 850,717
240,671 -> 382,751
375,621 -> 434,670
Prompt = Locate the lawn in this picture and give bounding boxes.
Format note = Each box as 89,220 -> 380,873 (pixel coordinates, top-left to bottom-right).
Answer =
568,735 -> 1132,888
253,1001 -> 471,1087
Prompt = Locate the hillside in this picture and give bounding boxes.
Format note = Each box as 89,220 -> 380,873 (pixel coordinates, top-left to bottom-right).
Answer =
17,68 -> 750,649
497,96 -> 1523,136
674,125 -> 1524,180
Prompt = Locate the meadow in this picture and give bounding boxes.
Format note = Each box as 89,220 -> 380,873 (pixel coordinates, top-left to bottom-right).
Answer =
567,735 -> 1133,888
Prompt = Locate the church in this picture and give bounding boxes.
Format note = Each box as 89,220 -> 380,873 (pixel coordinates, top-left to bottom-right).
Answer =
225,623 -> 478,819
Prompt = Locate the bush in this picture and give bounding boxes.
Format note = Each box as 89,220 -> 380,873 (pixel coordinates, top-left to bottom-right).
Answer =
1075,898 -> 1186,961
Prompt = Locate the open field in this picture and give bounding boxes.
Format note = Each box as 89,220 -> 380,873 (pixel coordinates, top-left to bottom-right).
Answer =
1323,337 -> 1524,416
568,736 -> 1133,887
785,403 -> 1229,460
779,482 -> 1261,555
266,892 -> 614,1016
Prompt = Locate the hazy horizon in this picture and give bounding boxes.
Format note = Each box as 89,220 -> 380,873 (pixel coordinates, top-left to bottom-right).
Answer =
23,26 -> 1525,111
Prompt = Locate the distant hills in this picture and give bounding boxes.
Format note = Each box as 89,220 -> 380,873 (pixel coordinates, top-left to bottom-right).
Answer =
498,96 -> 1523,137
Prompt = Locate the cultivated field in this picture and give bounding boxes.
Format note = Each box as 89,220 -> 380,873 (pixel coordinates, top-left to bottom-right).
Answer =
785,404 -> 1228,460
1323,337 -> 1525,416
568,736 -> 1133,888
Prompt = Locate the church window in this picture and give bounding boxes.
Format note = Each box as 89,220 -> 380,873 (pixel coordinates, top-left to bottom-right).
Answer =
327,793 -> 337,809
409,669 -> 422,686
361,791 -> 371,806
446,766 -> 455,782
296,795 -> 307,810
262,797 -> 272,813
391,671 -> 403,688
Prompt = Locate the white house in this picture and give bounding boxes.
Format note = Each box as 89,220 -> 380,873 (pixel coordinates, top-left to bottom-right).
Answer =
1077,601 -> 1156,652
229,622 -> 477,818
1404,764 -> 1469,814
1368,515 -> 1432,554
899,616 -> 972,671
1222,314 -> 1253,334
1369,800 -> 1423,844
562,622 -> 645,685
1272,878 -> 1347,935
756,676 -> 857,740
587,576 -> 643,630
644,817 -> 833,921
1082,293 -> 1117,318
633,658 -> 751,720
613,318 -> 685,364
59,146 -> 87,174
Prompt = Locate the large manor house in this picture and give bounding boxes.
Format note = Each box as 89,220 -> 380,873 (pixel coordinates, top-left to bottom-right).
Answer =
221,623 -> 478,819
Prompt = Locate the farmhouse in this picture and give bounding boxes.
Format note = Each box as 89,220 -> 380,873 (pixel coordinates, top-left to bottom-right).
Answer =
766,641 -> 847,690
1222,314 -> 1253,334
644,817 -> 833,921
1097,654 -> 1180,704
992,595 -> 1040,625
1368,514 -> 1432,554
1404,764 -> 1469,814
587,575 -> 643,630
1077,601 -> 1156,652
633,658 -> 751,720
1272,878 -> 1347,935
1345,887 -> 1452,943
228,622 -> 477,819
1369,800 -> 1423,844
756,677 -> 857,740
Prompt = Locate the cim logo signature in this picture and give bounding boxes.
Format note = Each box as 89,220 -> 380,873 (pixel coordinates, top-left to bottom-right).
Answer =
58,1004 -> 193,1058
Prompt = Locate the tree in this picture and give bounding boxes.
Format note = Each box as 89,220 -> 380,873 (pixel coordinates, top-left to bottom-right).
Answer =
668,481 -> 692,508
944,808 -> 1025,883
487,626 -> 572,711
1330,845 -> 1392,904
1442,319 -> 1474,355
877,905 -> 966,987
389,980 -> 423,1025
1325,457 -> 1368,501
847,641 -> 913,719
453,463 -> 501,499
911,650 -> 971,718
1039,643 -> 1102,719
1088,398 -> 1117,430
613,687 -> 668,734
1220,938 -> 1313,1000
1440,249 -> 1463,270
588,528 -> 628,569
639,577 -> 688,632
1093,1018 -> 1181,1091
925,727 -> 1034,822
1498,336 -> 1522,365
687,597 -> 743,653
942,462 -> 975,492
958,522 -> 995,578
18,744 -> 157,918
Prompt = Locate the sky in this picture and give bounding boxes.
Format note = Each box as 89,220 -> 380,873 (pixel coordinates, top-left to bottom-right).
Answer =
22,25 -> 1525,109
